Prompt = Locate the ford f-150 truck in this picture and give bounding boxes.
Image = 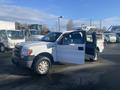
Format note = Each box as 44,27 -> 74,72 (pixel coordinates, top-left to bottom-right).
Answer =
12,30 -> 98,75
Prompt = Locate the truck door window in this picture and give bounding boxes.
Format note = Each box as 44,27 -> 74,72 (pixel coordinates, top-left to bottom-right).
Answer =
86,35 -> 93,43
71,32 -> 84,44
59,32 -> 84,45
41,32 -> 62,42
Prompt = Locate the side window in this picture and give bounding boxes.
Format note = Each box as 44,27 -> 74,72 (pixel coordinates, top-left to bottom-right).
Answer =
86,35 -> 93,43
59,32 -> 84,45
71,32 -> 84,44
1,31 -> 7,39
62,34 -> 71,45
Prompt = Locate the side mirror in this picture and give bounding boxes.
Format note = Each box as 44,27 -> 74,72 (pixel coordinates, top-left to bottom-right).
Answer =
47,43 -> 56,48
56,39 -> 63,45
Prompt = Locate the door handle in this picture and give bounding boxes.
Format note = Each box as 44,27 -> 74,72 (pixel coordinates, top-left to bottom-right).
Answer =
78,47 -> 84,50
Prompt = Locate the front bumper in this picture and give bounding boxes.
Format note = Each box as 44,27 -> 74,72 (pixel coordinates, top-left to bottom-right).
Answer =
109,38 -> 116,43
11,55 -> 35,68
109,40 -> 116,43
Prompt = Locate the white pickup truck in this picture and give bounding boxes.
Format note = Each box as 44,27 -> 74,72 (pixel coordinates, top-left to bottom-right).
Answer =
0,30 -> 25,52
12,30 -> 99,75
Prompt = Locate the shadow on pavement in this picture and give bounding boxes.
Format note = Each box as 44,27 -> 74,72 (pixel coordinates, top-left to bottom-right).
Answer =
100,54 -> 120,64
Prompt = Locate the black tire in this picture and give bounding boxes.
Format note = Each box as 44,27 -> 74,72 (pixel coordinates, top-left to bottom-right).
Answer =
33,56 -> 51,75
0,44 -> 5,52
90,49 -> 99,61
93,50 -> 99,61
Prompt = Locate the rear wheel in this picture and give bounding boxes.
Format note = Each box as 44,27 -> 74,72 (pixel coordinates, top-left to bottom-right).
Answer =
90,49 -> 99,61
93,49 -> 99,61
94,52 -> 98,61
33,56 -> 51,75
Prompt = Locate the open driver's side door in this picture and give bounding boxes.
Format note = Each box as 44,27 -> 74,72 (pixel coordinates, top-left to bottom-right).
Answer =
56,31 -> 86,64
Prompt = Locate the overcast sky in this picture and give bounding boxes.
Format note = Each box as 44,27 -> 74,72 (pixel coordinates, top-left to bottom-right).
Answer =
0,0 -> 120,30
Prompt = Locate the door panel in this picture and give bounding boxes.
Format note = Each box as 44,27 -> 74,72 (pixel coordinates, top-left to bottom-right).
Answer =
56,44 -> 85,64
56,31 -> 85,64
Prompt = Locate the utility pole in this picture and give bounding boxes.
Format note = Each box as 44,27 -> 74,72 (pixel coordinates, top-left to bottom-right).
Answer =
90,19 -> 92,26
58,16 -> 63,32
55,20 -> 58,31
100,20 -> 102,30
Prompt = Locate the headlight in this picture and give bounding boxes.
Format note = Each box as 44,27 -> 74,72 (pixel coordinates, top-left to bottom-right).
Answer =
21,48 -> 33,57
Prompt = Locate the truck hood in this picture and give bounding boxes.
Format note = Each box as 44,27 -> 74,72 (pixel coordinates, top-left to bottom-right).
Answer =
26,35 -> 44,41
17,41 -> 53,48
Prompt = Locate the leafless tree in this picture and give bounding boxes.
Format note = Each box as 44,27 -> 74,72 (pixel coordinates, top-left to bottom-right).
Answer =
41,24 -> 50,35
66,19 -> 74,31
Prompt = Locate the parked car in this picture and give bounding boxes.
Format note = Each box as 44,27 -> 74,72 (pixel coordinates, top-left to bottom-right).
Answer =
116,33 -> 120,43
0,30 -> 25,52
12,31 -> 98,75
104,32 -> 117,43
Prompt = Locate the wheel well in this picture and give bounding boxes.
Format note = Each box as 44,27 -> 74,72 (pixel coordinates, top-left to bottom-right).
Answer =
0,43 -> 4,46
32,52 -> 54,68
96,47 -> 99,52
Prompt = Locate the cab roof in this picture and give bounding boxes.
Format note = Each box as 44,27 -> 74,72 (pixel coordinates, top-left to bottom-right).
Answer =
63,30 -> 85,34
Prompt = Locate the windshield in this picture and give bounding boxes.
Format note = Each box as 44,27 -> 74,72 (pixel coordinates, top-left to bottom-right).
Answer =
111,26 -> 120,32
30,31 -> 40,35
104,33 -> 116,37
7,30 -> 24,39
41,32 -> 62,42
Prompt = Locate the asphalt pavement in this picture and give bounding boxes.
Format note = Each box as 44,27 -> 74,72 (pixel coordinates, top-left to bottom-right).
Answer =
0,43 -> 120,90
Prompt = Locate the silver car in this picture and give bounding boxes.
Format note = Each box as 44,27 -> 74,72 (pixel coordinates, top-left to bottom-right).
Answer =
104,32 -> 117,43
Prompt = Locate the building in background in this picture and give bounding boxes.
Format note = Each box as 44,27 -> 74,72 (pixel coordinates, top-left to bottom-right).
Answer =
15,23 -> 43,32
15,22 -> 29,30
29,24 -> 42,31
0,20 -> 50,35
0,21 -> 16,30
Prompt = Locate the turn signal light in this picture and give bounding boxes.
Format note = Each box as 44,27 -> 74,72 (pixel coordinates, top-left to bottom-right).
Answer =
28,49 -> 32,56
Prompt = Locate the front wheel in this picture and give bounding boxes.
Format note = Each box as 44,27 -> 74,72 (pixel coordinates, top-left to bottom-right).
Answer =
33,56 -> 51,75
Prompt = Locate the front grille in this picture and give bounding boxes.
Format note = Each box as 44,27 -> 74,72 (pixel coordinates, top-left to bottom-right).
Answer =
14,45 -> 22,57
